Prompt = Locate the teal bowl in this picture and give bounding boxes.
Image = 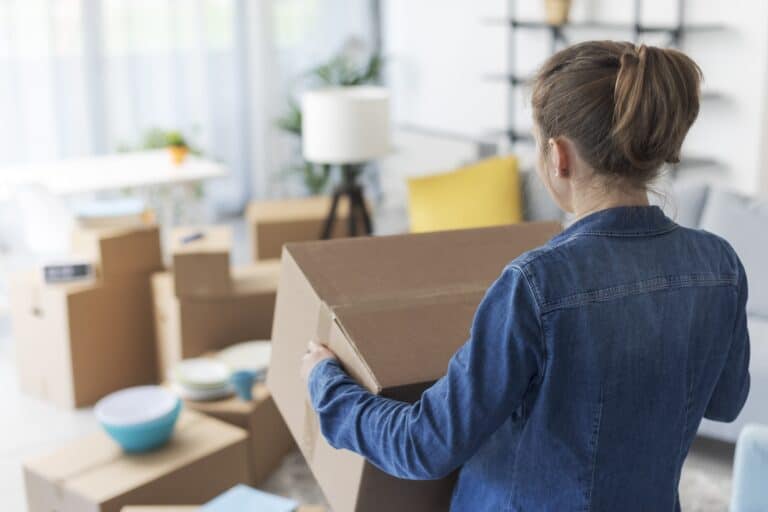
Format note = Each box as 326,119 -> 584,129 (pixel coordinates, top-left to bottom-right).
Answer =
95,386 -> 182,453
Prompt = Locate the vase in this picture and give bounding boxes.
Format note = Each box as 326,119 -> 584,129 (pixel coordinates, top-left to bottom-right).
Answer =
544,0 -> 572,26
168,145 -> 188,166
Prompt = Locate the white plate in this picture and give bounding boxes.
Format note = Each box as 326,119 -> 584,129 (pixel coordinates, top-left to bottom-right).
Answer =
216,341 -> 272,373
95,386 -> 178,426
171,382 -> 234,402
174,358 -> 231,390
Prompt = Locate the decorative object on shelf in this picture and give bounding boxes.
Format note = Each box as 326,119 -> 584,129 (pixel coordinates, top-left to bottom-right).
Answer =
275,39 -> 384,195
301,86 -> 390,238
544,0 -> 572,26
94,386 -> 182,453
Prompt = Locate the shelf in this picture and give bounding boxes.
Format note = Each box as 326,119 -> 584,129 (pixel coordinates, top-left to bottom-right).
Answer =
483,73 -> 533,86
486,129 -> 535,144
484,73 -> 726,102
673,155 -> 723,170
482,18 -> 725,34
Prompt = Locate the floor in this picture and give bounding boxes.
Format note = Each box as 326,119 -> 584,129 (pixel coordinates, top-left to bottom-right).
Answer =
0,214 -> 737,511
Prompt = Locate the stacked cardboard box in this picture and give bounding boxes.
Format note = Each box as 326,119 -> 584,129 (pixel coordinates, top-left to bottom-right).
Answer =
246,196 -> 354,261
24,412 -> 249,512
152,226 -> 280,377
182,378 -> 294,485
10,225 -> 163,408
268,222 -> 561,512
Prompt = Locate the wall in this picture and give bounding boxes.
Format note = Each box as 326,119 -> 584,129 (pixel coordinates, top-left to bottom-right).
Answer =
382,0 -> 768,195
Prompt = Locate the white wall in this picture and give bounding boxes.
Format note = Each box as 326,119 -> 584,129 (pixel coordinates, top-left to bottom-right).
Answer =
382,0 -> 768,195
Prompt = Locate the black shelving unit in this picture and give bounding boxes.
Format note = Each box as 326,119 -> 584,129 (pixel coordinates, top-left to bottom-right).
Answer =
494,0 -> 725,170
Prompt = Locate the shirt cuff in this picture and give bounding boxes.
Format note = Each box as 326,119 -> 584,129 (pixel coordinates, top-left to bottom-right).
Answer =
308,358 -> 345,407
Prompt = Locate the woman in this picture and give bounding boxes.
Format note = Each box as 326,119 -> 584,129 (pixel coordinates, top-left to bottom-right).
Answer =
300,41 -> 750,511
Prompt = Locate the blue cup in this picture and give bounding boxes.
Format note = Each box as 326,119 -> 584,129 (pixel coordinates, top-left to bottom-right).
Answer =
231,370 -> 259,401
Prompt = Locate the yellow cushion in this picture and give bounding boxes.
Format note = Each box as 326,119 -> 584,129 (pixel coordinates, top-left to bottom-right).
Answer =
406,155 -> 523,233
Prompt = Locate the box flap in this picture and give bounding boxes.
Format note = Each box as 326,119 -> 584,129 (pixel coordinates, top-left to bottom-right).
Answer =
72,225 -> 163,280
332,289 -> 486,390
286,222 -> 560,307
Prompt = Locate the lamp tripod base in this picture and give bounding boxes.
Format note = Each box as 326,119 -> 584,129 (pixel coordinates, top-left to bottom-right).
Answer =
320,165 -> 372,239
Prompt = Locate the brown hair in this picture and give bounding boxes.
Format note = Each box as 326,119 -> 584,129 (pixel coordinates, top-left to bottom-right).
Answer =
531,41 -> 702,187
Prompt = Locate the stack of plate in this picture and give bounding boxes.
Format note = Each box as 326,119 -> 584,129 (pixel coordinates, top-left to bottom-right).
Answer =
216,340 -> 272,380
171,358 -> 234,401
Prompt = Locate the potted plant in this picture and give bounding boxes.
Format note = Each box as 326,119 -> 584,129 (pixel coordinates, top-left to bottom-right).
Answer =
165,131 -> 189,165
544,0 -> 572,26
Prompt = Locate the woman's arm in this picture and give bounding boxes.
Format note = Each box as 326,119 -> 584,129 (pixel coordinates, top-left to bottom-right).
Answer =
704,259 -> 751,422
305,266 -> 545,480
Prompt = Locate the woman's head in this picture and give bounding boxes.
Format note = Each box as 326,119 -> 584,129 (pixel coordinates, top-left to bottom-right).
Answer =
531,41 -> 702,213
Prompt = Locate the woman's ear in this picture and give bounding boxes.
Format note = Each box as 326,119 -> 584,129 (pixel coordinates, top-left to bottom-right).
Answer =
548,137 -> 570,178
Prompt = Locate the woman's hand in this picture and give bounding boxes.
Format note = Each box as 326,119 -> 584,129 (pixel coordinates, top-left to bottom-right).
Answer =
301,340 -> 338,384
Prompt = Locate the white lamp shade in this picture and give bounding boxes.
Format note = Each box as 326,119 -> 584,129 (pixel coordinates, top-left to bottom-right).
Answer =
301,86 -> 390,164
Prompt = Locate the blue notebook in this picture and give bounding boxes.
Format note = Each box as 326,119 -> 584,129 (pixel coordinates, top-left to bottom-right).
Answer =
201,485 -> 299,512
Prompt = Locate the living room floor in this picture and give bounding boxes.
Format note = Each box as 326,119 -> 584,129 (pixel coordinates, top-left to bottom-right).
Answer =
0,217 -> 737,512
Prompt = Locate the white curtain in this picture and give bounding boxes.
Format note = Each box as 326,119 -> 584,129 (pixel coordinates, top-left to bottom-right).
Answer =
0,0 -> 375,213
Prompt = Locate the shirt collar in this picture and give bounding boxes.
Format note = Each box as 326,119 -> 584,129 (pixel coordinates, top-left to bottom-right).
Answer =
550,205 -> 678,244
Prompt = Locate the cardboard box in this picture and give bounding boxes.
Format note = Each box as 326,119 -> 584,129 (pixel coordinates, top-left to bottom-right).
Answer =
246,196 -> 353,261
152,262 -> 281,377
170,226 -> 233,298
24,412 -> 249,512
268,222 -> 561,512
183,381 -> 295,485
10,274 -> 159,408
72,225 -> 163,283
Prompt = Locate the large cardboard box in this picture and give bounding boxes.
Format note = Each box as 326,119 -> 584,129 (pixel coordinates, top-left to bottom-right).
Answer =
268,222 -> 561,512
246,196 -> 353,261
152,262 -> 280,377
183,381 -> 294,485
11,225 -> 163,408
169,226 -> 233,298
24,412 -> 249,512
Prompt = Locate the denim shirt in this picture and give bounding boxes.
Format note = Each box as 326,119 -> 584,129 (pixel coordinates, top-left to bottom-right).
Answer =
308,206 -> 750,512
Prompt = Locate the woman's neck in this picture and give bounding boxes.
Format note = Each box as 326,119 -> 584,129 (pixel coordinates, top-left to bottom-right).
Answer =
571,187 -> 650,221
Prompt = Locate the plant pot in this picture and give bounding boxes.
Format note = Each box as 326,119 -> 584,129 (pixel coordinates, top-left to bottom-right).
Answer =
544,0 -> 572,26
168,145 -> 189,165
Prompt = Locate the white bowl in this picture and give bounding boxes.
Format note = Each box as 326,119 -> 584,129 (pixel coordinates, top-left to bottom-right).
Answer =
94,386 -> 178,427
216,340 -> 272,373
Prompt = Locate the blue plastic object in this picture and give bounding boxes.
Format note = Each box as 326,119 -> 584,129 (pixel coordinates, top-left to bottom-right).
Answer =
230,370 -> 259,401
201,484 -> 298,511
101,399 -> 182,453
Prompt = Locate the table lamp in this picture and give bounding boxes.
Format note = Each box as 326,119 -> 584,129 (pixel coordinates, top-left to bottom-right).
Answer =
301,86 -> 390,238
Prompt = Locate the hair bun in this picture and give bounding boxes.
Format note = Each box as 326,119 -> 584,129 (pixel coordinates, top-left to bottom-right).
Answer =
532,41 -> 702,188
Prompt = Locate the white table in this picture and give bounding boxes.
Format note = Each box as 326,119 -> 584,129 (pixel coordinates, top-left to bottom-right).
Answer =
0,150 -> 227,197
